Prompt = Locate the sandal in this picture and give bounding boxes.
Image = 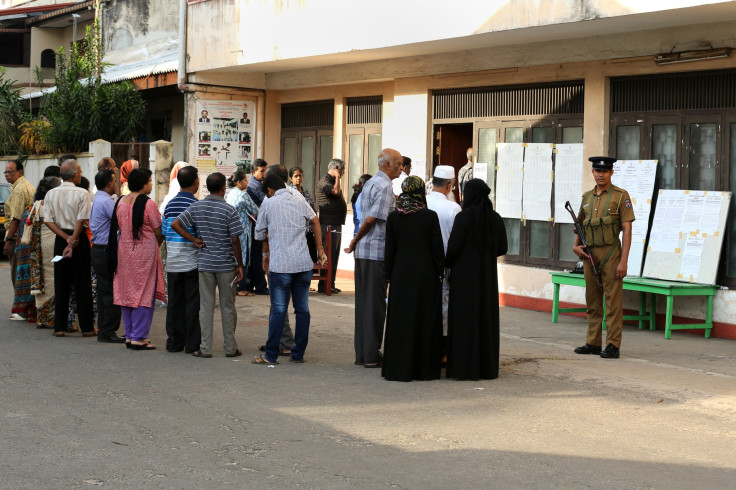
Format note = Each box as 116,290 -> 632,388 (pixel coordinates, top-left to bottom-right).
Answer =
251,354 -> 278,365
257,345 -> 292,356
192,350 -> 212,358
236,291 -> 248,296
53,331 -> 65,337
130,342 -> 156,350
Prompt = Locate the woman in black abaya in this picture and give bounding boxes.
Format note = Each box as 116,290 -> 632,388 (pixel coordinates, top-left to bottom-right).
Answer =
382,176 -> 445,382
446,178 -> 507,380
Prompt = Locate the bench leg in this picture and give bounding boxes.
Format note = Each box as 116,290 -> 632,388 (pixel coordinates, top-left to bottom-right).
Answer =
552,283 -> 560,323
705,295 -> 713,339
638,292 -> 646,330
665,295 -> 674,340
649,293 -> 656,331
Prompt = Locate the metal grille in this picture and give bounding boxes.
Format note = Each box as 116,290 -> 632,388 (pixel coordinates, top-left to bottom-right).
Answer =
433,81 -> 584,119
346,96 -> 382,125
281,100 -> 334,129
612,70 -> 736,112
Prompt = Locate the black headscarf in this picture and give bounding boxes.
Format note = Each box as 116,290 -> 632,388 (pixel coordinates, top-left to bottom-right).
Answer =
461,179 -> 495,251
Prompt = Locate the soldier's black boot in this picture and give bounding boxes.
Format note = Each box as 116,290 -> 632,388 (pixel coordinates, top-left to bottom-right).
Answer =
574,343 -> 602,355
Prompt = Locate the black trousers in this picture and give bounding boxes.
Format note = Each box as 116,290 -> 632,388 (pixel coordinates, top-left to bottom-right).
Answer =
318,224 -> 341,291
90,245 -> 121,338
165,269 -> 201,352
54,232 -> 94,333
248,231 -> 268,293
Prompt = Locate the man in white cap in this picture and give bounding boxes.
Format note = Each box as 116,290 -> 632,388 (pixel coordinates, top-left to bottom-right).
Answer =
426,165 -> 461,353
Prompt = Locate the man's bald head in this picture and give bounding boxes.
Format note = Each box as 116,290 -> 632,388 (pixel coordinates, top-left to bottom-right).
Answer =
98,157 -> 116,171
377,148 -> 403,179
60,159 -> 81,183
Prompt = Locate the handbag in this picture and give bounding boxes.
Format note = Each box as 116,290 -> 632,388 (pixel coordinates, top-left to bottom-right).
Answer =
20,202 -> 40,246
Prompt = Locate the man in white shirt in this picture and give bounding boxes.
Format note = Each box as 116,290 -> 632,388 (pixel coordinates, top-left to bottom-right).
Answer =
426,165 -> 461,339
392,156 -> 412,197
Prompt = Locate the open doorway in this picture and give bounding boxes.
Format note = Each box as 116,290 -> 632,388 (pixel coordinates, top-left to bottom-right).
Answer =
432,123 -> 473,201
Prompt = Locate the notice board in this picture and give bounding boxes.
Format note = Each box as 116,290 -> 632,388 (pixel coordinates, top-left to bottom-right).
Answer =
611,160 -> 657,276
642,189 -> 732,284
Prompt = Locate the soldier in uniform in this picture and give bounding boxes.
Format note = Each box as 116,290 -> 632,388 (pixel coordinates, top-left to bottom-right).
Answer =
573,156 -> 635,359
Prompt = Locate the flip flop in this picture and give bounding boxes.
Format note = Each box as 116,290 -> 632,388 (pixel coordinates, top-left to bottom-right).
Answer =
8,313 -> 27,321
251,354 -> 278,365
258,345 -> 292,356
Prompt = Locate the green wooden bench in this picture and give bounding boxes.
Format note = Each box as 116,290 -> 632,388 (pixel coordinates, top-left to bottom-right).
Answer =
550,272 -> 717,339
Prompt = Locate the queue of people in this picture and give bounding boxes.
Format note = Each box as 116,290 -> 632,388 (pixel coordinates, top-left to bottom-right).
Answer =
4,147 -> 511,381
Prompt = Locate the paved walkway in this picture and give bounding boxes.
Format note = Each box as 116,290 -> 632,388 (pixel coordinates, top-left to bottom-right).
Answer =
1,266 -> 735,488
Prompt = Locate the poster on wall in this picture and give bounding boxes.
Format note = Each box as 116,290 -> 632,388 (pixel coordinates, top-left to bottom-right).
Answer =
196,99 -> 256,196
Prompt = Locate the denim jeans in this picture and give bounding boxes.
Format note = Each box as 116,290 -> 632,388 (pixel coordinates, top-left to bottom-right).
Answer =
265,270 -> 312,362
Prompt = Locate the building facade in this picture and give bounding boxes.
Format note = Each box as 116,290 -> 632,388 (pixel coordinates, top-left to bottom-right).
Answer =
180,0 -> 736,337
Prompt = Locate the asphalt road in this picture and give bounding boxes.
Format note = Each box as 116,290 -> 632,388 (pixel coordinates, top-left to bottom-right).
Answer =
1,264 -> 735,489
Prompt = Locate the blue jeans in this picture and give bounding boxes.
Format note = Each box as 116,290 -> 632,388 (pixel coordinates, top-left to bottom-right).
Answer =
265,270 -> 312,362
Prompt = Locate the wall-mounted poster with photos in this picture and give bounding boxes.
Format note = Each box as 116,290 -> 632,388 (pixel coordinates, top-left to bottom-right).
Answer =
195,99 -> 256,195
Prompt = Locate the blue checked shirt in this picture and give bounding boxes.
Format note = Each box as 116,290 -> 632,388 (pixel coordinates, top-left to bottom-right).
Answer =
254,188 -> 316,274
355,171 -> 395,261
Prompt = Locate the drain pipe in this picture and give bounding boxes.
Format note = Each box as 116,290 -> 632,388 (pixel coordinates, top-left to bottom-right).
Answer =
177,0 -> 191,93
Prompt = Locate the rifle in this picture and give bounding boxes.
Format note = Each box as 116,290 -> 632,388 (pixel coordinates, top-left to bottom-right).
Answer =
565,201 -> 603,290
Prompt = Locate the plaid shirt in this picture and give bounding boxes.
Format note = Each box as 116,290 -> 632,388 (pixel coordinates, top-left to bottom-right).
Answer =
4,176 -> 35,238
255,188 -> 316,273
355,171 -> 395,261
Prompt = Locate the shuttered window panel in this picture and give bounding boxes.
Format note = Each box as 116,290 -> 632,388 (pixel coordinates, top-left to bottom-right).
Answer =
433,81 -> 584,120
281,100 -> 334,129
612,70 -> 736,113
346,96 -> 383,125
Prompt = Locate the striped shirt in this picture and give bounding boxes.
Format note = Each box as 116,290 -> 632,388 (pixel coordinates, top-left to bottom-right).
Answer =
175,195 -> 243,273
355,171 -> 395,261
4,176 -> 35,238
163,192 -> 199,273
255,188 -> 316,273
44,181 -> 91,231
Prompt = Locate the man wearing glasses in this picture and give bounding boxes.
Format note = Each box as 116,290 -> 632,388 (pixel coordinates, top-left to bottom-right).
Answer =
3,160 -> 36,291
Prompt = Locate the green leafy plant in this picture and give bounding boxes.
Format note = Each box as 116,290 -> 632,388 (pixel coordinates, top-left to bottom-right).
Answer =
18,119 -> 51,155
41,21 -> 146,153
0,67 -> 27,156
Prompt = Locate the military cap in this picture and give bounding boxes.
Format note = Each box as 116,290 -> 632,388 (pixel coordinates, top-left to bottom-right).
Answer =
589,156 -> 616,170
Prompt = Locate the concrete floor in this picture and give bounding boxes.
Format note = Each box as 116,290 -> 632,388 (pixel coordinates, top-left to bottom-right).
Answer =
1,268 -> 735,489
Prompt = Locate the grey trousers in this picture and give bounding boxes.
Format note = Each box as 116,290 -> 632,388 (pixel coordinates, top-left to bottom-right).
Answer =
354,258 -> 387,364
198,270 -> 238,356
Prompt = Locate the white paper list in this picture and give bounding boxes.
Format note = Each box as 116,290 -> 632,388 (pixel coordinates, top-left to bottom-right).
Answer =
680,235 -> 705,279
495,143 -> 524,219
554,144 -> 584,224
522,143 -> 553,221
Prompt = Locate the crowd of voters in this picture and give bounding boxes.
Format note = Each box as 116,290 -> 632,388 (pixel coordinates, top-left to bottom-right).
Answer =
3,147 -> 507,381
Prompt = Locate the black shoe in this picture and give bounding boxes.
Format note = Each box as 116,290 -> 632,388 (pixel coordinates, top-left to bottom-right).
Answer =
98,334 -> 126,344
167,347 -> 184,353
600,344 -> 620,359
331,287 -> 341,294
574,343 -> 602,355
226,349 -> 242,358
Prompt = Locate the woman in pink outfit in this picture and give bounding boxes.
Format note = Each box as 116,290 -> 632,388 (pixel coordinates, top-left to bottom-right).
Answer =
109,168 -> 165,350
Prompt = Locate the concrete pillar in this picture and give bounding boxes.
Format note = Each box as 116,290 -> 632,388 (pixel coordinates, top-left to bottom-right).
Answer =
150,140 -> 173,205
582,72 -> 610,188
88,139 -> 111,169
